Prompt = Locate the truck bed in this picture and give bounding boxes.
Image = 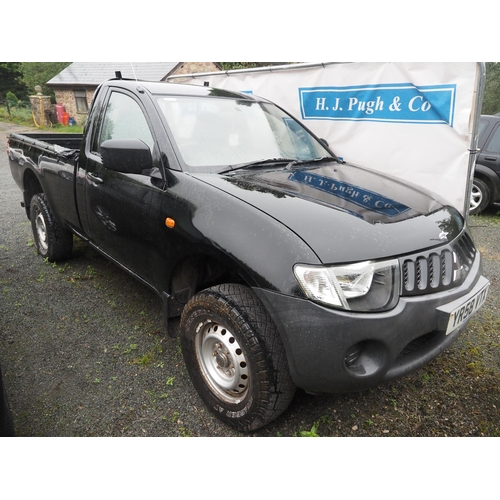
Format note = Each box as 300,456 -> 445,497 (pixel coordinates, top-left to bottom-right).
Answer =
8,132 -> 83,228
9,132 -> 83,152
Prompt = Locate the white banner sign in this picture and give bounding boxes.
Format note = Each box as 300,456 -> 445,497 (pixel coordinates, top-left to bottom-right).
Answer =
173,62 -> 483,215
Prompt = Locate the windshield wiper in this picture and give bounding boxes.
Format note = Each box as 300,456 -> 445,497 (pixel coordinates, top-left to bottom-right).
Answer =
285,156 -> 338,170
218,158 -> 297,174
219,156 -> 342,174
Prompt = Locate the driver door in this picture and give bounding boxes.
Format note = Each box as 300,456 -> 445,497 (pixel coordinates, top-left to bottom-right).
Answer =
82,89 -> 166,289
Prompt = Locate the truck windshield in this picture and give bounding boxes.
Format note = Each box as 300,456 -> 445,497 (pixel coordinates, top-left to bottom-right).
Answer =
156,96 -> 332,173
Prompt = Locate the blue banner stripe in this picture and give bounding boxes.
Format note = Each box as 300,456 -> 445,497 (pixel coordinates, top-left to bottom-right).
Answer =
299,83 -> 456,125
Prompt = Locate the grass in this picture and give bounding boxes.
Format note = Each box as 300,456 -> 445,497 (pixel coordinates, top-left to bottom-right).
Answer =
297,421 -> 320,437
0,105 -> 33,126
0,106 -> 84,133
470,206 -> 500,224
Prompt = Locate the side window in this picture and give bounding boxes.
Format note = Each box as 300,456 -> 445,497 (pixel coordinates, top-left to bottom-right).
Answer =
478,119 -> 488,137
485,125 -> 500,154
98,91 -> 154,153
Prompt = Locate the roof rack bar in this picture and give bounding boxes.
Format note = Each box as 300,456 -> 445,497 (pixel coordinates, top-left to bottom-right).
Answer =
166,62 -> 340,81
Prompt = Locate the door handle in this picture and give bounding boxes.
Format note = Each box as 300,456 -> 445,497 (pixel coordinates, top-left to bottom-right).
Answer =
484,156 -> 497,161
87,172 -> 104,184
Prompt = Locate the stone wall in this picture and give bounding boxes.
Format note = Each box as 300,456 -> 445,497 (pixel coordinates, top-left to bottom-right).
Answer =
52,87 -> 93,125
29,95 -> 54,127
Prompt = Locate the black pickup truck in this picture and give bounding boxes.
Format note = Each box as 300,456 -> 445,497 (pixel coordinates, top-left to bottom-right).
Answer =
7,77 -> 489,431
470,114 -> 500,214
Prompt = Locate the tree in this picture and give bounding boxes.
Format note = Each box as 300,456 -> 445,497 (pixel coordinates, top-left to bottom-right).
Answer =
0,63 -> 28,117
20,62 -> 71,102
482,62 -> 500,115
0,62 -> 27,105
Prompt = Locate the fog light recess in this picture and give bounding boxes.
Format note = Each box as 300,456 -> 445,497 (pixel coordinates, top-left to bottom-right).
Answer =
345,342 -> 366,367
344,340 -> 387,377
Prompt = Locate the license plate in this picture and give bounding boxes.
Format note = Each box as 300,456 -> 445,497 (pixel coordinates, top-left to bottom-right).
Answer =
445,283 -> 489,335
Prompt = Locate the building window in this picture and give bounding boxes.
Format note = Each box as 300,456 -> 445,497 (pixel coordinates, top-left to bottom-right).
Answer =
74,89 -> 89,113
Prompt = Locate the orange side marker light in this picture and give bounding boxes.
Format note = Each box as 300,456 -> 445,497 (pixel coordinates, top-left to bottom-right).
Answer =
165,217 -> 176,228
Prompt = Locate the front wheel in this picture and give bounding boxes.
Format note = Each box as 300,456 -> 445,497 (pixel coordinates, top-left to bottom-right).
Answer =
30,193 -> 73,262
180,284 -> 296,431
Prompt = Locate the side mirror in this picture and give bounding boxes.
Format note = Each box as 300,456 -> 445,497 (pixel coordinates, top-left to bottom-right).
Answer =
100,138 -> 153,174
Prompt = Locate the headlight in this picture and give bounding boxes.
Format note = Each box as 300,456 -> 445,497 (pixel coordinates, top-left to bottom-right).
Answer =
294,259 -> 400,312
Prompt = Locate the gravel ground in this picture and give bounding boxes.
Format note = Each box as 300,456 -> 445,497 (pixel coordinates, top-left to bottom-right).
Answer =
1,121 -> 499,438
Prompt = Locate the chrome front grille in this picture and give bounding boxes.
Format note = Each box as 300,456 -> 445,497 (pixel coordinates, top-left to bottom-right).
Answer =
401,231 -> 476,296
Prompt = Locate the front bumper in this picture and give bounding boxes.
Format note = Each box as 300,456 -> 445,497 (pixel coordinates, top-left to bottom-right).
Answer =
254,251 -> 487,394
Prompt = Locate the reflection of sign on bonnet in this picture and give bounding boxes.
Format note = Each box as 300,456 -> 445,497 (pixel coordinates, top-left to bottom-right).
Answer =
289,170 -> 411,218
299,83 -> 456,125
173,62 -> 483,214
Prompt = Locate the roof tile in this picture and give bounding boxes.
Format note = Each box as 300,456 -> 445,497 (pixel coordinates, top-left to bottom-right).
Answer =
47,62 -> 181,85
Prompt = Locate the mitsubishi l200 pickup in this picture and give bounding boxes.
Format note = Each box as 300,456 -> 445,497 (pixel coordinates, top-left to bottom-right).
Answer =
7,77 -> 489,431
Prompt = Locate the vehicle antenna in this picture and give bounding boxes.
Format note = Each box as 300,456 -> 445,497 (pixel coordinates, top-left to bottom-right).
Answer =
130,62 -> 138,82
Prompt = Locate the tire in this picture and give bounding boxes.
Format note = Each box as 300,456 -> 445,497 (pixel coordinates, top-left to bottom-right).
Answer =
180,284 -> 296,431
469,178 -> 491,215
30,193 -> 73,262
0,367 -> 14,437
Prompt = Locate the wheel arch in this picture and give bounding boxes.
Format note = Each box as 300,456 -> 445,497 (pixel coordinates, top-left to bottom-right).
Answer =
474,164 -> 500,204
163,250 -> 260,328
22,168 -> 44,219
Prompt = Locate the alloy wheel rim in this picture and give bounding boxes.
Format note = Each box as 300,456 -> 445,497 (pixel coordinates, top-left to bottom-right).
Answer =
470,185 -> 482,211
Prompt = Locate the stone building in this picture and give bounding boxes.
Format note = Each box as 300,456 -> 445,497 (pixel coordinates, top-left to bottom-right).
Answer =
46,62 -> 222,125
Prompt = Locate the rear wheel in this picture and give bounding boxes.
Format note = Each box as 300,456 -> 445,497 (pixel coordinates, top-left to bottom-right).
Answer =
469,178 -> 490,215
180,283 -> 296,431
0,366 -> 14,437
30,193 -> 73,262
